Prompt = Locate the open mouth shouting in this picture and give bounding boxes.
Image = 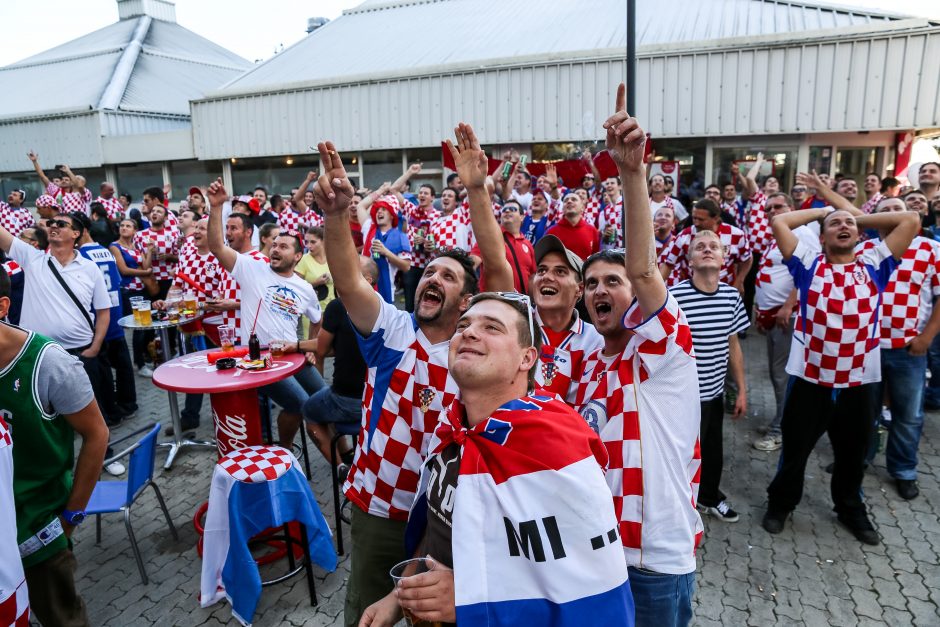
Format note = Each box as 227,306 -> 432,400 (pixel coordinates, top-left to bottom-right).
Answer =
420,285 -> 444,306
593,299 -> 614,324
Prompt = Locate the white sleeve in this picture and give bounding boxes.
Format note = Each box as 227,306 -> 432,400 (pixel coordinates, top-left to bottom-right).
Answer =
304,292 -> 322,325
6,236 -> 43,267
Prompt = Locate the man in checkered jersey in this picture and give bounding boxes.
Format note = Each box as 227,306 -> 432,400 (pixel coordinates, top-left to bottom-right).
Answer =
313,124 -> 513,627
27,152 -> 92,215
858,196 -> 940,501
659,198 -> 752,290
203,213 -> 268,333
0,189 -> 34,238
763,201 -> 919,545
574,85 -> 702,626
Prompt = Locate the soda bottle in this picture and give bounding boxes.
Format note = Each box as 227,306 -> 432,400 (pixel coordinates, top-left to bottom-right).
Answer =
248,332 -> 261,361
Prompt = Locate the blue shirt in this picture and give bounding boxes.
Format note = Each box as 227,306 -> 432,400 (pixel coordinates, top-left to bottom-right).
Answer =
79,243 -> 124,341
373,228 -> 411,303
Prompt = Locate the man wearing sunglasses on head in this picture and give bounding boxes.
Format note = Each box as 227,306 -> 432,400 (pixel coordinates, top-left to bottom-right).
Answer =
573,85 -> 703,627
314,123 -> 514,627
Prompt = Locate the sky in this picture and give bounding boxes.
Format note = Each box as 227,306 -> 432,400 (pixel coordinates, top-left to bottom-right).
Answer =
2,0 -> 940,67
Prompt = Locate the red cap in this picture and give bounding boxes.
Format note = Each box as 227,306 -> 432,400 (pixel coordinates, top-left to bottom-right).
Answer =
248,198 -> 261,214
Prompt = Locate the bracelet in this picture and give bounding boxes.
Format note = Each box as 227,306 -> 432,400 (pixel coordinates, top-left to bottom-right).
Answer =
296,340 -> 301,353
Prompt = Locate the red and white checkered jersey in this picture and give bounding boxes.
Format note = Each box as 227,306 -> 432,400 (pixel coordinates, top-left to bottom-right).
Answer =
61,189 -> 92,215
134,227 -> 181,281
583,191 -> 603,227
535,310 -> 603,405
597,199 -> 624,248
650,195 -> 688,221
219,249 -> 269,331
95,196 -> 124,221
0,203 -> 34,237
174,247 -> 223,303
659,223 -> 751,287
573,294 -> 703,573
860,192 -> 884,215
0,418 -> 29,626
400,201 -> 441,268
859,236 -> 940,349
164,209 -> 179,230
302,209 -> 324,229
655,234 -> 673,260
113,243 -> 145,291
545,197 -> 563,225
744,192 -> 773,256
178,235 -> 196,260
755,225 -> 820,311
428,204 -> 472,252
344,298 -> 459,521
786,239 -> 897,387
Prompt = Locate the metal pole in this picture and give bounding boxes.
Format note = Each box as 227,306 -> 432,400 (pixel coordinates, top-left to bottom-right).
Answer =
626,0 -> 636,115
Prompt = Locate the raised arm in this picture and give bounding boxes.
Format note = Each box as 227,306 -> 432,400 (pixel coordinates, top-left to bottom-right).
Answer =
582,148 -> 602,187
61,165 -> 85,195
0,223 -> 13,253
770,206 -> 830,260
357,182 -> 391,227
855,211 -> 920,260
447,123 -> 514,292
206,178 -> 238,272
391,163 -> 422,193
292,170 -> 318,212
604,83 -> 665,316
796,171 -> 862,216
27,151 -> 52,189
739,152 -> 763,198
316,142 -> 382,335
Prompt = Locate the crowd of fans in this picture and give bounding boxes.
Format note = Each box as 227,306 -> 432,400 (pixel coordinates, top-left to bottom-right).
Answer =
1,85 -> 939,626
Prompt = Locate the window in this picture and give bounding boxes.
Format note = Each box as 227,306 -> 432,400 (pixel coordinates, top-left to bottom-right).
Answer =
116,163 -> 163,199
712,146 -> 798,198
170,160 -> 222,201
362,150 -> 402,190
231,155 -> 320,196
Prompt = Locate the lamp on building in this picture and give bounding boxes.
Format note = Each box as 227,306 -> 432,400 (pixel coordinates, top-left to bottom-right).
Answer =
231,158 -> 237,164
286,157 -> 294,165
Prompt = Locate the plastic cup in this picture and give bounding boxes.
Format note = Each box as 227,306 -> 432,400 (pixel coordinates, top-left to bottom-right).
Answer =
269,340 -> 286,358
183,292 -> 198,317
389,558 -> 441,627
167,300 -> 180,323
137,301 -> 152,326
129,296 -> 143,324
219,325 -> 236,352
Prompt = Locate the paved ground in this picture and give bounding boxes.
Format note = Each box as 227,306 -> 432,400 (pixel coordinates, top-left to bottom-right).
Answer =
66,330 -> 940,626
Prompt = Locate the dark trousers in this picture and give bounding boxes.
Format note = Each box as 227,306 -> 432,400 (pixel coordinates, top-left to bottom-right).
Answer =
24,549 -> 89,627
402,265 -> 423,313
121,288 -> 148,368
101,336 -> 136,411
141,279 -> 177,358
697,396 -> 726,507
767,377 -> 876,521
180,333 -> 215,428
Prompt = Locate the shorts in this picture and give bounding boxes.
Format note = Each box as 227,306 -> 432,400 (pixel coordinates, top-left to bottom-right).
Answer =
302,387 -> 362,425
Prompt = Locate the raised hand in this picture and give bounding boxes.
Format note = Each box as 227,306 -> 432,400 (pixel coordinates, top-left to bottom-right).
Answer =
313,141 -> 356,218
544,163 -> 559,188
603,83 -> 646,172
206,177 -> 229,208
446,123 -> 488,190
27,150 -> 38,163
795,170 -> 825,190
408,162 -> 422,175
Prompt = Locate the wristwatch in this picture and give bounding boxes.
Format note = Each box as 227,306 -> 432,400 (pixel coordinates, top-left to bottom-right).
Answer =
62,509 -> 86,526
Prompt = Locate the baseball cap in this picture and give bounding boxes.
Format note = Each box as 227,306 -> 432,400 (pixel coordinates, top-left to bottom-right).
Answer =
534,235 -> 583,277
188,186 -> 203,197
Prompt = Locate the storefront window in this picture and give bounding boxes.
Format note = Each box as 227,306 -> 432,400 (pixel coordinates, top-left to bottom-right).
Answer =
649,139 -> 706,204
712,146 -> 798,196
362,150 -> 402,190
170,160 -> 222,200
116,163 -> 163,199
231,154 -> 320,196
835,147 -> 884,182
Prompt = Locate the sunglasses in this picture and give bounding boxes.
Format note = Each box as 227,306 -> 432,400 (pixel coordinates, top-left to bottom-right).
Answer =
501,205 -> 520,213
791,187 -> 807,193
48,219 -> 74,229
492,292 -> 536,347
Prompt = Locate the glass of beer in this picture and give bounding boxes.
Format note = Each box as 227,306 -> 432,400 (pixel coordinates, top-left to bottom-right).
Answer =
269,340 -> 286,358
183,291 -> 198,317
137,301 -> 153,326
389,558 -> 443,627
129,296 -> 143,324
166,300 -> 180,323
218,325 -> 235,352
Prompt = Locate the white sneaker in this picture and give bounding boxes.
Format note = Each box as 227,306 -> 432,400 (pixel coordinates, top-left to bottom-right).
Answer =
105,461 -> 126,476
753,433 -> 783,451
137,365 -> 154,378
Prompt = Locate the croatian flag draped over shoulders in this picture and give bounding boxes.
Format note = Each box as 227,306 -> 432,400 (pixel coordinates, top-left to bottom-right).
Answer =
410,393 -> 635,626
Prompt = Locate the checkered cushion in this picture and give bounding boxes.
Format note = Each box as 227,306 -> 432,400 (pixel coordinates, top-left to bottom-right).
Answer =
219,445 -> 293,483
659,222 -> 751,287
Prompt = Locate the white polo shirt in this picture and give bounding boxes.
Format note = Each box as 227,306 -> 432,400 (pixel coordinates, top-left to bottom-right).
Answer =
7,238 -> 110,350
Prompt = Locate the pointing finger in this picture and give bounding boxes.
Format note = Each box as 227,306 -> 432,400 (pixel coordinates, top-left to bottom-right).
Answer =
615,82 -> 626,114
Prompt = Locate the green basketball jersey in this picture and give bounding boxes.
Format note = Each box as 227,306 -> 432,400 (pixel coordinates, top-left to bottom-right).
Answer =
0,331 -> 74,567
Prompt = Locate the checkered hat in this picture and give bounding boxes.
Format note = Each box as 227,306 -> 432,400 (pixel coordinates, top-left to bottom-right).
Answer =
36,194 -> 56,207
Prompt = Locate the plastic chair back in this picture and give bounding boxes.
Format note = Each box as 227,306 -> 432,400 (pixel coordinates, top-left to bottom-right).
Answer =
126,424 -> 161,504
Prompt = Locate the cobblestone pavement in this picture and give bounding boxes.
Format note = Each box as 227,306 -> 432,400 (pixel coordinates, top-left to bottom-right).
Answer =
66,331 -> 940,626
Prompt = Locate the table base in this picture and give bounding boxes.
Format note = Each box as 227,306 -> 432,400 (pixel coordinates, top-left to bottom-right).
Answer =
210,388 -> 264,458
158,439 -> 217,469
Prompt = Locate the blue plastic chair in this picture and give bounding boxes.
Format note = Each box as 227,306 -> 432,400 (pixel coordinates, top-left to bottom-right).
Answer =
86,423 -> 179,584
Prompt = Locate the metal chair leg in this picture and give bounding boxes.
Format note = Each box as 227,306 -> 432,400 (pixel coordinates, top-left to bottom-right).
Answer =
96,513 -> 102,544
299,523 -> 317,607
298,425 -> 312,479
123,507 -> 149,585
330,433 -> 344,555
150,481 -> 179,541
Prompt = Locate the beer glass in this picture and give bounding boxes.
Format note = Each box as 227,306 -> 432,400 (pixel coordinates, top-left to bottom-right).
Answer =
389,558 -> 443,627
129,296 -> 144,324
166,300 -> 181,323
218,325 -> 236,351
183,291 -> 199,317
269,340 -> 286,358
137,300 -> 153,325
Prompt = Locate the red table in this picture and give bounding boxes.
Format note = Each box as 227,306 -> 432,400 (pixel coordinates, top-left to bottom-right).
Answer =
152,349 -> 306,460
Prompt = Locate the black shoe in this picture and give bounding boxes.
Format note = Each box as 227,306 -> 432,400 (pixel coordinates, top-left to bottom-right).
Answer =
895,479 -> 920,500
837,515 -> 880,546
164,422 -> 198,436
336,463 -> 350,483
105,414 -> 124,427
762,511 -> 788,534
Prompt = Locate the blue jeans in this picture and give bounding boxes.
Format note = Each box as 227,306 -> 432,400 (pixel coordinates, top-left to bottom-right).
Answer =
627,567 -> 695,627
302,387 -> 361,425
925,333 -> 940,408
260,364 -> 325,414
877,347 -> 927,480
